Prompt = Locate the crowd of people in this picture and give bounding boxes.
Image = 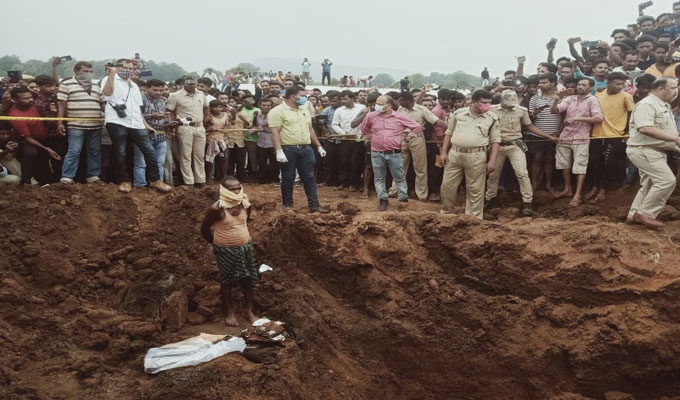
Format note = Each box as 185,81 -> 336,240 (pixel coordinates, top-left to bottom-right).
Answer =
3,3 -> 680,228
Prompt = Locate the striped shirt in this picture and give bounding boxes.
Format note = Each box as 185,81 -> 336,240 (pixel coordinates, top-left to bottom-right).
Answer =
142,93 -> 167,141
57,77 -> 105,129
255,113 -> 273,148
529,94 -> 562,135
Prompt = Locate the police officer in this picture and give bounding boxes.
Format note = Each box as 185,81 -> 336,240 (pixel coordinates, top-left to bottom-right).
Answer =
389,91 -> 448,201
626,77 -> 680,227
439,89 -> 500,219
486,90 -> 557,216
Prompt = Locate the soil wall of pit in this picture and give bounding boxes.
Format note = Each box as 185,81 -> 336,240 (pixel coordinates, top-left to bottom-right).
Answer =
2,184 -> 680,399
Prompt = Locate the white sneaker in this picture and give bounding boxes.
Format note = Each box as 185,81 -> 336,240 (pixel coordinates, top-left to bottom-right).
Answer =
86,176 -> 103,184
60,177 -> 75,184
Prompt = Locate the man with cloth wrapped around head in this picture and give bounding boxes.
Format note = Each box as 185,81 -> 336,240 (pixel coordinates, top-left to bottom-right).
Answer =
201,177 -> 260,326
485,89 -> 558,216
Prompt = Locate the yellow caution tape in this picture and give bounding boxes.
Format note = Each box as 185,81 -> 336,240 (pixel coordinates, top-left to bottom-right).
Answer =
0,116 -> 104,121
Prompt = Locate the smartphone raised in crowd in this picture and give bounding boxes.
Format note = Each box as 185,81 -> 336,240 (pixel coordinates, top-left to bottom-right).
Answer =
139,70 -> 153,77
582,40 -> 599,48
639,1 -> 654,8
7,71 -> 22,84
58,55 -> 73,63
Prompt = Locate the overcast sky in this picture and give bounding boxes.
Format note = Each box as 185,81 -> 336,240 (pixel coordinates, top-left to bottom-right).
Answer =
1,0 -> 674,77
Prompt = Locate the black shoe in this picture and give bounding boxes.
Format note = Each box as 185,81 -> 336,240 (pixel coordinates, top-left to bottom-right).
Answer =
522,202 -> 533,217
282,204 -> 294,210
379,199 -> 388,211
398,199 -> 408,203
309,205 -> 330,214
195,183 -> 205,189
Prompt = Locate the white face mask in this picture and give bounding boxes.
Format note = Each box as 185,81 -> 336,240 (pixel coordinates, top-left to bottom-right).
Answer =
375,104 -> 387,113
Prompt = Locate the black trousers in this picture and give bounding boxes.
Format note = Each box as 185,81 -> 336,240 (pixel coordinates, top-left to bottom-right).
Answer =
586,138 -> 626,190
322,72 -> 331,85
227,146 -> 246,181
321,139 -> 341,185
337,141 -> 364,187
256,146 -> 278,183
19,139 -> 51,185
426,142 -> 443,194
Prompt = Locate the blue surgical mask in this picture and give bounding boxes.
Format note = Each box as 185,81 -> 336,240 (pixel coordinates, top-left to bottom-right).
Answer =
280,90 -> 285,95
296,96 -> 308,105
375,104 -> 386,113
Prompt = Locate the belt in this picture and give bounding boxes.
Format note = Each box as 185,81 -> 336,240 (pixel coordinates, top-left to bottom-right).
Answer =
188,122 -> 203,127
281,144 -> 310,148
451,146 -> 487,153
500,140 -> 518,146
372,149 -> 401,154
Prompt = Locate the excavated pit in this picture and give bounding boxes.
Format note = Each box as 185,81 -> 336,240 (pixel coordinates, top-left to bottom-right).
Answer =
2,184 -> 680,400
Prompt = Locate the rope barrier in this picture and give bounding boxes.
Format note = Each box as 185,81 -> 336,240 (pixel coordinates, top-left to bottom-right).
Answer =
0,116 -> 638,143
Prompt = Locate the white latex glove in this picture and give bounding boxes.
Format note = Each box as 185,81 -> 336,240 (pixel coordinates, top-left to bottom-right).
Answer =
317,147 -> 327,157
276,149 -> 288,163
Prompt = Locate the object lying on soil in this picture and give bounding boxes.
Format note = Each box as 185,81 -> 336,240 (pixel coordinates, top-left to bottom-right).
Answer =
143,333 -> 246,374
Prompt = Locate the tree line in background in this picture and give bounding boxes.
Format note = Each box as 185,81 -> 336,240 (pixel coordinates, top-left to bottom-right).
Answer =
0,55 -> 482,89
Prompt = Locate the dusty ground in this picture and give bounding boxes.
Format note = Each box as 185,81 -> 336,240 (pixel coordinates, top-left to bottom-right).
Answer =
2,182 -> 680,400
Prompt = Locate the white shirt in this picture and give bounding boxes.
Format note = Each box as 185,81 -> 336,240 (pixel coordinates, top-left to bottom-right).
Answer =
331,103 -> 366,136
101,74 -> 144,129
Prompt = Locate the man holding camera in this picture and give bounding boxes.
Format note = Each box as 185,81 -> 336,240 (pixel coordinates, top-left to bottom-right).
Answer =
101,59 -> 172,193
166,75 -> 210,188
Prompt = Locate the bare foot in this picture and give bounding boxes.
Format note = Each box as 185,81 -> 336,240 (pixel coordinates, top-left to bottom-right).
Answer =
585,187 -> 598,201
225,312 -> 239,326
553,190 -> 573,199
568,196 -> 581,207
246,310 -> 259,324
594,189 -> 606,202
362,190 -> 369,199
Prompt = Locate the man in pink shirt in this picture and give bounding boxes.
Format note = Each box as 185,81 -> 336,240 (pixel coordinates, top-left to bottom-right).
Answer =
360,95 -> 422,211
550,77 -> 603,206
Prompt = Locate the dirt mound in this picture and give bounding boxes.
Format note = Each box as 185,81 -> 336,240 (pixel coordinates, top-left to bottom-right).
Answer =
2,183 -> 680,399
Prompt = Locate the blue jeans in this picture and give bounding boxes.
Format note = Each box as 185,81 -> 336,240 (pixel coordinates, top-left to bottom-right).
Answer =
133,140 -> 167,186
371,151 -> 407,201
61,127 -> 102,179
280,145 -> 319,207
107,123 -> 160,183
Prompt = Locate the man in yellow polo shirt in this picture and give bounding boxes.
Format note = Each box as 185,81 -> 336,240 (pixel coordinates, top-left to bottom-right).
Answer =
644,43 -> 679,78
268,86 -> 329,213
586,72 -> 634,202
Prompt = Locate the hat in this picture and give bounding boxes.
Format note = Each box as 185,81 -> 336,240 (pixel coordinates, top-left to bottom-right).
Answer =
182,75 -> 197,84
501,89 -> 519,108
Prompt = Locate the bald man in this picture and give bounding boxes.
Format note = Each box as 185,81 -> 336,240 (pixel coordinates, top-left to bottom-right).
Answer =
360,95 -> 423,211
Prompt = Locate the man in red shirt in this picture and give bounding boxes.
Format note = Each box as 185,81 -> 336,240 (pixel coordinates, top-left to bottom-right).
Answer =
360,95 -> 422,211
427,89 -> 453,201
8,87 -> 61,184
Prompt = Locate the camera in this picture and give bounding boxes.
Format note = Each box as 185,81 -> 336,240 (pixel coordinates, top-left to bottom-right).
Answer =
111,104 -> 127,118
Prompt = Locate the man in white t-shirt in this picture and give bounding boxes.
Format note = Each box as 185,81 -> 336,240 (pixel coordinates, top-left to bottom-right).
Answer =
331,90 -> 366,191
101,59 -> 172,193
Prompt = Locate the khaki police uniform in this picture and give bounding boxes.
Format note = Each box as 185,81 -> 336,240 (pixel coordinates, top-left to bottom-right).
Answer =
440,107 -> 500,219
626,93 -> 678,219
486,104 -> 533,203
388,104 -> 440,200
166,89 -> 208,185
